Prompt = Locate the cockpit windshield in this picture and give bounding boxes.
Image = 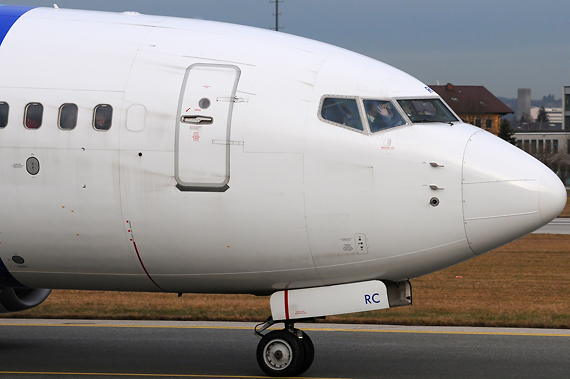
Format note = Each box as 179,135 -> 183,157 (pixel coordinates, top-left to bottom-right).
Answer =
320,97 -> 364,131
397,99 -> 458,123
363,100 -> 406,132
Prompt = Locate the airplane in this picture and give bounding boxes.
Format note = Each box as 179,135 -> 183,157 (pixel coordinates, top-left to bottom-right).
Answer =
0,4 -> 566,377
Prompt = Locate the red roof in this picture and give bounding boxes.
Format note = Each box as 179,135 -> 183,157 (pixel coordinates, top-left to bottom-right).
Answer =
429,84 -> 513,115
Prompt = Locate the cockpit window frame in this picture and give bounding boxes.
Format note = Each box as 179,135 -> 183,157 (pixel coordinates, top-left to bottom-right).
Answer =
318,95 -> 367,135
395,96 -> 461,124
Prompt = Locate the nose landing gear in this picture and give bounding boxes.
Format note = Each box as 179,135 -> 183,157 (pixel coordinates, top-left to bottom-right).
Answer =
255,317 -> 315,377
255,280 -> 410,376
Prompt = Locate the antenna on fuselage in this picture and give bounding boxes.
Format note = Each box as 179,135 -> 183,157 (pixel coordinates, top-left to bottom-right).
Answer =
270,0 -> 284,31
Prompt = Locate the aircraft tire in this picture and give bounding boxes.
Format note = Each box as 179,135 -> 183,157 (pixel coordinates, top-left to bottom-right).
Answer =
256,330 -> 305,377
297,331 -> 314,375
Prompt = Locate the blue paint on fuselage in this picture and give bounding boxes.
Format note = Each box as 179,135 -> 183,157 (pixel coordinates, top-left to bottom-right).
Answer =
0,5 -> 34,46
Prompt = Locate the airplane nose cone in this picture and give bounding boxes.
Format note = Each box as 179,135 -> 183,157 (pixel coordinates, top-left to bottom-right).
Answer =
539,167 -> 567,224
462,131 -> 566,255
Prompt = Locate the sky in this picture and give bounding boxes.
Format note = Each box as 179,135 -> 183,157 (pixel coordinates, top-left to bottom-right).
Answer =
2,0 -> 569,99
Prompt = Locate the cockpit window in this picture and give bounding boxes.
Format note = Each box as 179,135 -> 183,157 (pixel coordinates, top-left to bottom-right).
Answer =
363,100 -> 406,132
397,99 -> 458,123
320,97 -> 363,131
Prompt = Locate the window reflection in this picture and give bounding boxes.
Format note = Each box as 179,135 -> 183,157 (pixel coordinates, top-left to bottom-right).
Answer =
0,102 -> 8,128
24,103 -> 43,129
363,100 -> 405,132
59,103 -> 78,130
321,98 -> 363,131
397,99 -> 458,123
93,104 -> 112,131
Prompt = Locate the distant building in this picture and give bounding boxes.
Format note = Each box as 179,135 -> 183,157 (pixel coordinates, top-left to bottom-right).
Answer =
429,83 -> 513,134
564,86 -> 570,129
530,107 -> 562,123
515,131 -> 567,155
515,130 -> 570,185
517,88 -> 531,120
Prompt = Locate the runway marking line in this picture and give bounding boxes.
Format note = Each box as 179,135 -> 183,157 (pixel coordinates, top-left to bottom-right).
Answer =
1,322 -> 570,338
0,373 -> 258,378
0,372 -> 346,379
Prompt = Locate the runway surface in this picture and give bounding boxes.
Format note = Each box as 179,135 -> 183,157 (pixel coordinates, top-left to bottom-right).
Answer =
533,218 -> 570,234
1,319 -> 570,379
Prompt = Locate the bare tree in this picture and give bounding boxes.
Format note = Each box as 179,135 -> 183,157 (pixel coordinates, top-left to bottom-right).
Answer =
533,150 -> 570,185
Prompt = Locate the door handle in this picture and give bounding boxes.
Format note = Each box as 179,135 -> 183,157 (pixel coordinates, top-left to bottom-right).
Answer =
181,115 -> 213,125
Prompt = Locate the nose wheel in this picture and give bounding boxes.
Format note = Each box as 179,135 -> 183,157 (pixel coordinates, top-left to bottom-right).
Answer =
255,319 -> 315,377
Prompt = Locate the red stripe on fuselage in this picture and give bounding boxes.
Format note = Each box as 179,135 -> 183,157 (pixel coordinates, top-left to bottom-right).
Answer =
284,290 -> 289,320
132,240 -> 166,292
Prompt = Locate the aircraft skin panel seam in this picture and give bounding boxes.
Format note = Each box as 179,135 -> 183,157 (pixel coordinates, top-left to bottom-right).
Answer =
140,238 -> 467,278
312,238 -> 469,270
148,266 -> 319,277
301,54 -> 329,281
6,272 -> 157,277
463,179 -> 537,185
461,130 -> 480,254
301,159 -> 320,280
464,211 -> 538,221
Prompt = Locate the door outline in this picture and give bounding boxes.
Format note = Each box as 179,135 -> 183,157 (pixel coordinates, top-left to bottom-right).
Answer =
175,63 -> 241,192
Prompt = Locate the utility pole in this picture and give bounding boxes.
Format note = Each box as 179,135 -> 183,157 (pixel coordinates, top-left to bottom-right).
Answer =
270,0 -> 283,31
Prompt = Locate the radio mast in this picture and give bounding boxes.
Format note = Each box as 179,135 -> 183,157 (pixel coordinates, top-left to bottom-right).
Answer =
270,0 -> 283,31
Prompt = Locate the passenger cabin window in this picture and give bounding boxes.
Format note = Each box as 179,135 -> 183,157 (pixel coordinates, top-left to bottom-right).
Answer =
363,100 -> 405,132
24,103 -> 43,129
320,97 -> 363,131
93,104 -> 112,131
397,99 -> 458,123
58,103 -> 78,130
0,102 -> 8,128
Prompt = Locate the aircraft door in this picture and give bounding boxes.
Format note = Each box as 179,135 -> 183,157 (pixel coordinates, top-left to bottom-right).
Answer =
175,64 -> 240,191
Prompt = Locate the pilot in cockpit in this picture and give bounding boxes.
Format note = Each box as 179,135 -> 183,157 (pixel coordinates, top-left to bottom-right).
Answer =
365,100 -> 404,132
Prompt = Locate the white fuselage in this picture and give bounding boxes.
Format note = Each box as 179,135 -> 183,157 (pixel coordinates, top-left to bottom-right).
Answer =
0,7 -> 565,295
